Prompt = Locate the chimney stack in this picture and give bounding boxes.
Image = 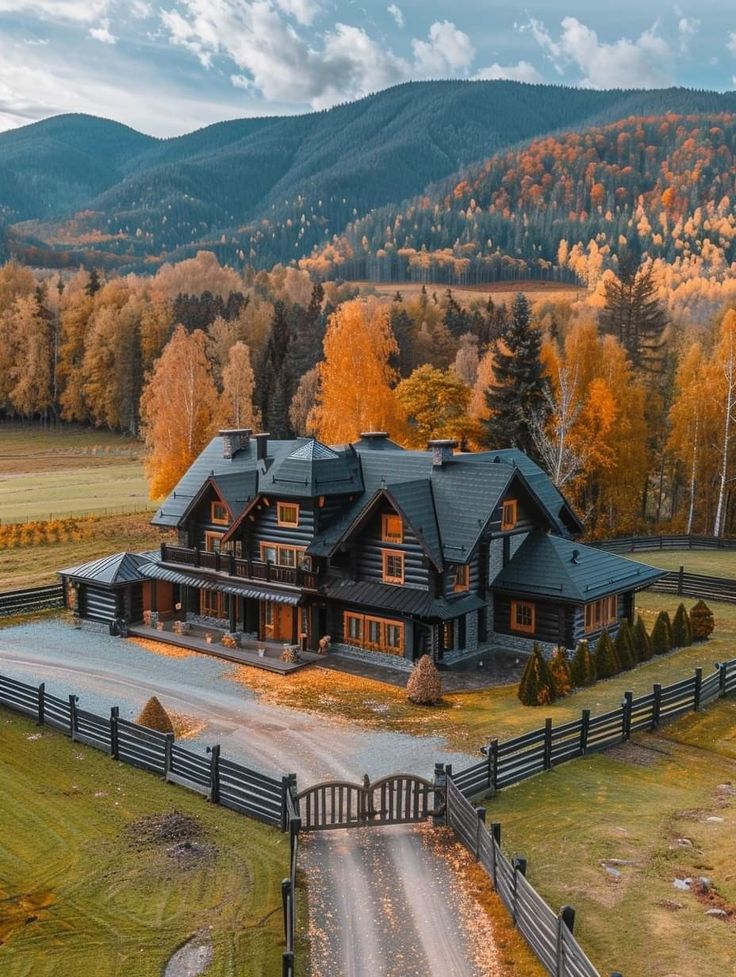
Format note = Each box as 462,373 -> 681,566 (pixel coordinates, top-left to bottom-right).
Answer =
428,438 -> 458,468
254,432 -> 270,462
220,428 -> 251,459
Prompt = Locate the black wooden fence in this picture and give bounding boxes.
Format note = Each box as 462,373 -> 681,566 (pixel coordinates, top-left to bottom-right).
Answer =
452,658 -> 736,799
281,778 -> 301,977
0,584 -> 64,617
445,773 -> 605,977
596,533 -> 736,553
650,569 -> 736,603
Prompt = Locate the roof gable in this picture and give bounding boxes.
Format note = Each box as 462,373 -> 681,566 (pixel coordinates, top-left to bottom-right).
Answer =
59,551 -> 152,585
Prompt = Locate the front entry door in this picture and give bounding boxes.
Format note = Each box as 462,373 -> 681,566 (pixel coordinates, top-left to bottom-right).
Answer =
262,602 -> 294,641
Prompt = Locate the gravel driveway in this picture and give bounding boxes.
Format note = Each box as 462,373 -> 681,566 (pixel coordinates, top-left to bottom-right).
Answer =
0,619 -> 496,976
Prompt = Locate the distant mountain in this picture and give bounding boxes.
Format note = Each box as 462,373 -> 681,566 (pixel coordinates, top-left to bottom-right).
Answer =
3,81 -> 736,272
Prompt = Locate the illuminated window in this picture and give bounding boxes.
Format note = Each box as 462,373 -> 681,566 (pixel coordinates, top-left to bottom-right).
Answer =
442,620 -> 455,649
501,499 -> 518,531
452,564 -> 469,592
584,596 -> 617,633
260,542 -> 307,567
382,550 -> 404,584
511,600 -> 535,634
345,613 -> 363,642
211,501 -> 229,525
277,502 -> 300,527
381,513 -> 403,543
204,531 -> 222,553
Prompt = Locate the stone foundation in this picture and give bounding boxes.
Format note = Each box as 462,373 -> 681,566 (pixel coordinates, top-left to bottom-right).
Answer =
330,642 -> 414,673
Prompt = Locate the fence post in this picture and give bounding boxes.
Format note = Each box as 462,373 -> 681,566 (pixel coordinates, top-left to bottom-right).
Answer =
489,738 -> 499,794
281,877 -> 292,942
163,732 -> 174,780
68,694 -> 78,741
718,661 -> 728,697
693,667 -> 703,711
110,706 -> 119,759
512,857 -> 527,925
652,684 -> 662,729
543,718 -> 553,770
281,773 -> 297,832
474,806 -> 486,860
556,905 -> 575,977
37,682 -> 45,726
282,951 -> 294,977
622,691 -> 633,741
490,822 -> 501,887
677,565 -> 684,595
580,709 -> 590,754
208,744 -> 221,804
433,762 -> 447,826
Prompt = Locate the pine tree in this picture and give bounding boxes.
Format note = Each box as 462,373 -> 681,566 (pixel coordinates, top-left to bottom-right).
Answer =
570,639 -> 597,687
614,622 -> 636,670
486,292 -> 548,457
85,267 -> 101,297
406,655 -> 443,705
549,646 -> 572,696
257,301 -> 294,438
517,644 -> 557,706
650,611 -> 672,655
671,603 -> 693,648
689,600 -> 715,641
599,250 -> 668,375
633,614 -> 652,662
593,630 -> 618,679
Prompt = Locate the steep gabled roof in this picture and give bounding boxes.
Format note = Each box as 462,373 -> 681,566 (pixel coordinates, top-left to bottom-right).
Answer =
177,470 -> 258,528
385,479 -> 443,569
59,551 -> 152,586
491,531 -> 665,603
488,449 -> 583,535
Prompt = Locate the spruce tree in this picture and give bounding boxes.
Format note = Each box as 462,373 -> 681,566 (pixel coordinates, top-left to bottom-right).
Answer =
650,611 -> 672,655
85,267 -> 101,297
671,603 -> 693,648
570,640 -> 596,687
517,644 -> 557,706
690,600 -> 715,640
633,614 -> 652,662
614,623 -> 636,670
550,646 -> 572,696
288,283 -> 325,379
257,300 -> 294,438
486,292 -> 547,457
599,249 -> 668,375
594,630 -> 618,679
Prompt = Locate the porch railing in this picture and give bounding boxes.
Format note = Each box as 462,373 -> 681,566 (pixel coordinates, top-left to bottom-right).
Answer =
159,543 -> 318,590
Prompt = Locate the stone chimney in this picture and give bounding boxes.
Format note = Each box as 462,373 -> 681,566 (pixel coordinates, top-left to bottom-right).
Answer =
254,432 -> 270,462
220,428 -> 251,459
359,431 -> 389,445
428,438 -> 458,468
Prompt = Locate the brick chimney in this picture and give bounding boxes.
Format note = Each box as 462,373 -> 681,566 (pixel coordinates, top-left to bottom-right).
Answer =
254,432 -> 270,462
428,438 -> 457,467
220,428 -> 251,459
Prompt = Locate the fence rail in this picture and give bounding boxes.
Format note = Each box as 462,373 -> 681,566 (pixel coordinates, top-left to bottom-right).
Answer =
650,570 -> 736,603
446,775 -> 603,977
0,584 -> 64,617
453,658 -> 736,800
0,503 -> 153,526
596,533 -> 736,553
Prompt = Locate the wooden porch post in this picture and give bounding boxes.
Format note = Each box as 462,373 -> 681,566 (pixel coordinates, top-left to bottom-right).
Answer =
151,579 -> 158,613
229,595 -> 237,634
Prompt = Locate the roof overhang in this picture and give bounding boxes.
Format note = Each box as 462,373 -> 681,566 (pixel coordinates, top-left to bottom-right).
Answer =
138,562 -> 301,604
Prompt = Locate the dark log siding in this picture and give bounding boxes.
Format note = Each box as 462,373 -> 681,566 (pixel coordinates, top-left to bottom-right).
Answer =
572,593 -> 624,644
494,594 -> 575,647
182,485 -> 232,550
238,496 -> 316,560
443,554 -> 480,599
353,507 -> 430,590
487,477 -> 551,536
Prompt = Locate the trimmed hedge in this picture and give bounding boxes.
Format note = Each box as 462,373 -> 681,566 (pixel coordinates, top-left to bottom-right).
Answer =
690,600 -> 715,641
518,644 -> 557,706
570,639 -> 596,687
650,611 -> 672,656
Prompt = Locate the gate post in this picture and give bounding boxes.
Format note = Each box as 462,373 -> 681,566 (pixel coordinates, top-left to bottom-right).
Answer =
433,762 -> 447,826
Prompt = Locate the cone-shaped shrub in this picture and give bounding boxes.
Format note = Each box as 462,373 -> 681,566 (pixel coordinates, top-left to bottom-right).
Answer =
614,623 -> 636,671
518,644 -> 557,706
690,600 -> 715,641
594,630 -> 618,680
650,611 -> 672,655
633,615 -> 652,662
570,640 -> 596,687
406,654 -> 442,705
671,603 -> 693,648
137,695 -> 174,735
549,646 -> 572,697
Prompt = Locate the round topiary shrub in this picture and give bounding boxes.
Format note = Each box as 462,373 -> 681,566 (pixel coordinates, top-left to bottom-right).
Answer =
650,611 -> 672,655
671,603 -> 693,648
690,599 -> 715,641
594,630 -> 618,680
550,646 -> 572,697
570,639 -> 596,687
614,622 -> 636,671
517,644 -> 557,706
137,695 -> 175,735
406,654 -> 443,705
633,615 -> 652,662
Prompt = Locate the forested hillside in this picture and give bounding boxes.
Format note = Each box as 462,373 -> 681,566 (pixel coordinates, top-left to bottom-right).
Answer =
5,81 -> 736,271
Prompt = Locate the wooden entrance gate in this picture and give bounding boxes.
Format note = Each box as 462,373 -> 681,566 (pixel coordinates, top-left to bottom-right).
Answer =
296,773 -> 442,831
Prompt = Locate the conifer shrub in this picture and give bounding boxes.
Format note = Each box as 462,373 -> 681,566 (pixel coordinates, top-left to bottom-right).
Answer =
690,599 -> 715,641
570,639 -> 596,687
549,646 -> 572,696
650,611 -> 672,655
633,615 -> 652,662
593,630 -> 618,679
517,644 -> 557,706
671,603 -> 693,648
137,695 -> 175,735
614,622 -> 636,671
406,654 -> 443,705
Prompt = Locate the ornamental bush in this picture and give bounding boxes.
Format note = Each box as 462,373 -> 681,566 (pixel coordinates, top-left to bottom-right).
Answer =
406,654 -> 443,705
570,639 -> 596,687
633,615 -> 652,662
137,695 -> 175,735
614,621 -> 636,671
549,646 -> 572,697
517,644 -> 557,706
594,630 -> 618,680
671,603 -> 693,648
690,600 -> 715,640
650,611 -> 672,655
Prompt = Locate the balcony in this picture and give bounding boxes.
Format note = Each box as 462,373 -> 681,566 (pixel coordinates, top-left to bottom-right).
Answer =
160,543 -> 318,591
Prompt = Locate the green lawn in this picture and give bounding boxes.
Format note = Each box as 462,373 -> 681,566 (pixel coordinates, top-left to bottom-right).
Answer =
484,698 -> 736,977
627,548 -> 736,579
0,709 -> 289,977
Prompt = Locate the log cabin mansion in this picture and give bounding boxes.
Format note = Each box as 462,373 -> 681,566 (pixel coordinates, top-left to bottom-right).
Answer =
61,429 -> 663,670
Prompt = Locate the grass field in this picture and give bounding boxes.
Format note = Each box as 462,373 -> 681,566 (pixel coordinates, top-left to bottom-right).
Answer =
0,424 -> 151,522
355,280 -> 583,306
484,698 -> 736,977
627,548 -> 736,579
0,708 -> 289,977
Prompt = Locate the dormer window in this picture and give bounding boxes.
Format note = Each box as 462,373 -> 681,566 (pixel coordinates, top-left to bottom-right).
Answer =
381,513 -> 403,543
211,501 -> 229,525
382,550 -> 404,584
452,564 -> 469,592
501,499 -> 518,531
277,502 -> 300,527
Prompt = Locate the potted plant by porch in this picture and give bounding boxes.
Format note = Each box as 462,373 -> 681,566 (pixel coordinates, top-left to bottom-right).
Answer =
257,647 -> 266,658
205,632 -> 214,644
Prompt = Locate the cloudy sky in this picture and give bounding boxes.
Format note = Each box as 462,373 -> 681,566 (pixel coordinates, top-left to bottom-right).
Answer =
0,1 -> 734,136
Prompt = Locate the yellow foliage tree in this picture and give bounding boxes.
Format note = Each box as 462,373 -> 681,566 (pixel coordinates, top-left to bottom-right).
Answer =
220,341 -> 259,429
395,364 -> 478,448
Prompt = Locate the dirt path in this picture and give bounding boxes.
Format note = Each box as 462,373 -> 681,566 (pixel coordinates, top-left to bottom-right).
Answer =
0,620 -> 496,976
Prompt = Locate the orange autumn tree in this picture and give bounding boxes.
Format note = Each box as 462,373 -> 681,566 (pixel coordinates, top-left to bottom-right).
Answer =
140,326 -> 220,499
311,299 -> 405,443
220,341 -> 260,429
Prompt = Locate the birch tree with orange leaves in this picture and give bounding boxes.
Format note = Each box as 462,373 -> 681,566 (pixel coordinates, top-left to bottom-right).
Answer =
220,341 -> 259,429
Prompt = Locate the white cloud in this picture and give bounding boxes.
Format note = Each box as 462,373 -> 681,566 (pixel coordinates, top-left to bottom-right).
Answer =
677,16 -> 699,53
474,60 -> 542,83
130,0 -> 152,17
412,20 -> 474,75
387,4 -> 404,29
274,0 -> 319,26
230,73 -> 252,90
728,32 -> 736,55
89,20 -> 117,44
0,0 -> 110,23
527,16 -> 674,89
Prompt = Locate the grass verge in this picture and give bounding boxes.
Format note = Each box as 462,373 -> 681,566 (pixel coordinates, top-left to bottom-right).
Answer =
0,708 -> 289,977
627,548 -> 736,578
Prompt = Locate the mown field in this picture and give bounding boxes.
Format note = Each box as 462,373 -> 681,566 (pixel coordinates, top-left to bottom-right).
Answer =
627,548 -> 736,579
355,280 -> 582,305
485,698 -> 736,977
0,424 -> 151,523
0,708 -> 289,977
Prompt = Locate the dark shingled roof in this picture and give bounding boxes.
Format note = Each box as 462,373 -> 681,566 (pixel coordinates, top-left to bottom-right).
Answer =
59,551 -> 152,586
322,577 -> 486,620
492,531 -> 665,603
262,438 -> 363,498
138,562 -> 300,604
210,471 -> 258,519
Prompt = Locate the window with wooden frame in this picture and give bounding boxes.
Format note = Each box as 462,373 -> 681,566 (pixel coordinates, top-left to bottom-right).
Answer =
259,542 -> 307,568
211,501 -> 229,525
510,599 -> 535,634
451,563 -> 469,592
381,513 -> 403,543
584,595 -> 617,633
442,620 -> 455,650
343,612 -> 404,655
501,499 -> 518,531
204,531 -> 223,553
382,550 -> 405,584
277,501 -> 300,527
201,590 -> 227,618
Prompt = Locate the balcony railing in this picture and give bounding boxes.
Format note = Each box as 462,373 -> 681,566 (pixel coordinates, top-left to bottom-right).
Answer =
160,543 -> 318,590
